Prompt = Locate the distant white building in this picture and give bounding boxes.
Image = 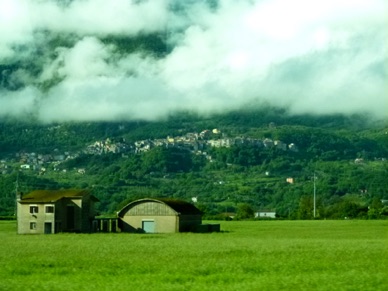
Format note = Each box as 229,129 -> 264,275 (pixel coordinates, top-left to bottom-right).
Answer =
286,177 -> 294,184
288,143 -> 298,152
255,211 -> 276,219
263,138 -> 274,148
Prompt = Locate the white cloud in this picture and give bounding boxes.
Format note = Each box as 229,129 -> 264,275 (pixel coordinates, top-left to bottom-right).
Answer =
0,87 -> 39,118
0,0 -> 387,122
58,37 -> 114,80
38,76 -> 173,122
0,0 -> 169,58
0,0 -> 34,58
36,0 -> 169,35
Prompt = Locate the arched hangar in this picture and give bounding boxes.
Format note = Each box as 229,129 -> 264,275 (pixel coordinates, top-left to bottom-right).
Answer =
117,198 -> 203,233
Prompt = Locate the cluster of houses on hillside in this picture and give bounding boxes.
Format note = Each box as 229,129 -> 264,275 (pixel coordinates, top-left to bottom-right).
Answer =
83,129 -> 299,156
1,128 -> 299,175
0,151 -> 76,174
84,138 -> 129,155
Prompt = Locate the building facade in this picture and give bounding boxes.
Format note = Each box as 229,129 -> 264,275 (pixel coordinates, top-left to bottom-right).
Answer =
117,198 -> 203,233
17,189 -> 99,234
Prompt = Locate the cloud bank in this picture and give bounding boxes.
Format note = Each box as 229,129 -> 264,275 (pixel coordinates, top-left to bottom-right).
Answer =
0,0 -> 387,122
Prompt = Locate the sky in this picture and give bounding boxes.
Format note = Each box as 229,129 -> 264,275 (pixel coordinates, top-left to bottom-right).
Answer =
0,0 -> 387,122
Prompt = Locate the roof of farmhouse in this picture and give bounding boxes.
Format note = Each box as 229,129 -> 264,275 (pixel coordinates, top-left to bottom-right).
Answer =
118,198 -> 203,216
19,189 -> 98,203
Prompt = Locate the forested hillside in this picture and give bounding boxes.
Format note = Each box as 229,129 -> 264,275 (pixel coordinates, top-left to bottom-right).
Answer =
1,0 -> 387,220
1,109 -> 387,219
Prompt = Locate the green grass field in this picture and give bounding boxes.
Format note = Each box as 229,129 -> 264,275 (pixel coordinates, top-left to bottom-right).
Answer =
0,220 -> 387,291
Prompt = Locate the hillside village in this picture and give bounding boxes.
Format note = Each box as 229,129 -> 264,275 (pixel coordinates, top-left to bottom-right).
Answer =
0,128 -> 299,175
0,120 -> 387,220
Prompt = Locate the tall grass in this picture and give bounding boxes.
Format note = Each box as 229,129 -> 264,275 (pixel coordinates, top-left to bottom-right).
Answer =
0,220 -> 387,290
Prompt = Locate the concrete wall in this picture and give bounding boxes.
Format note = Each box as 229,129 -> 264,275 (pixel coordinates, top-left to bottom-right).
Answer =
120,215 -> 178,233
17,195 -> 96,234
17,203 -> 56,234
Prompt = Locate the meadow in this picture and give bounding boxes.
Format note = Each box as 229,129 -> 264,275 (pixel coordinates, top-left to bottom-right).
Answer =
0,220 -> 387,291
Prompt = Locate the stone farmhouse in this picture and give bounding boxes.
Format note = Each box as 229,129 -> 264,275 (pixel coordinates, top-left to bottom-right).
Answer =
17,190 -> 99,234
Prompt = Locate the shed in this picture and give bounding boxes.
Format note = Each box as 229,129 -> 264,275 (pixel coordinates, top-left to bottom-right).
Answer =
17,189 -> 99,234
117,198 -> 202,233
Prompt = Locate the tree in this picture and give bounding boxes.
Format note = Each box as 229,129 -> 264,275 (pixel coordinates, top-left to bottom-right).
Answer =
368,197 -> 383,219
298,196 -> 313,219
236,203 -> 255,220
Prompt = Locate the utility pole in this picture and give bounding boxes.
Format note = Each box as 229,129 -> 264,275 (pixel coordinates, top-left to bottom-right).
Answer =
313,172 -> 316,218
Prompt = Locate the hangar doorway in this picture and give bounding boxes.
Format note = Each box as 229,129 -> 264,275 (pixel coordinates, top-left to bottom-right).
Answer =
142,220 -> 155,233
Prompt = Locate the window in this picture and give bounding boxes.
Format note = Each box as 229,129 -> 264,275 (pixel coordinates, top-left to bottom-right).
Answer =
45,206 -> 54,213
30,206 -> 39,214
30,222 -> 37,230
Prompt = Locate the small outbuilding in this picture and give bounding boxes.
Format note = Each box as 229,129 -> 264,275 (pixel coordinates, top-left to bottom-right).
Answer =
17,189 -> 99,234
255,210 -> 277,219
117,198 -> 203,233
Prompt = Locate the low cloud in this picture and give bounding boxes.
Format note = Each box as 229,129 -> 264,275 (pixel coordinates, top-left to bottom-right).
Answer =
0,0 -> 387,122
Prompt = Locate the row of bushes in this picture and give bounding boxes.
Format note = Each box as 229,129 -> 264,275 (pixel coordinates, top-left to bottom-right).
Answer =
0,216 -> 16,221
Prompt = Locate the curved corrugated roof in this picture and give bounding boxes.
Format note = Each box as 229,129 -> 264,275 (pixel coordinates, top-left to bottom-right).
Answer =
117,198 -> 202,217
19,189 -> 97,203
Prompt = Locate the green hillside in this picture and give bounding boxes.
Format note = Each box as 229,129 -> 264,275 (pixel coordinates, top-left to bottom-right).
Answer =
1,109 -> 387,219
